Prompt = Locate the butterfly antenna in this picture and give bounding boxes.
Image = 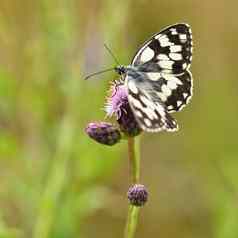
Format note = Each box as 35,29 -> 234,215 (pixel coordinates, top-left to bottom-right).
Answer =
104,43 -> 120,65
84,67 -> 115,80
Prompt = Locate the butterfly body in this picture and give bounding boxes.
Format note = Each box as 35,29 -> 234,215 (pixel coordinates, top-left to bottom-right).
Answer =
114,23 -> 193,132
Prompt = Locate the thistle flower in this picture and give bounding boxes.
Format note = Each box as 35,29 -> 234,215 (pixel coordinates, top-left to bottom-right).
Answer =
85,122 -> 121,146
127,184 -> 148,207
105,80 -> 141,137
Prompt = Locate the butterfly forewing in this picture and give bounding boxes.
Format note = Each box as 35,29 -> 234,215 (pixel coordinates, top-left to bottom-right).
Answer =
132,23 -> 193,75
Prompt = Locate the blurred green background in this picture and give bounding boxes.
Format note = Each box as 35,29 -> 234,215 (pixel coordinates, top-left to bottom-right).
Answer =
0,0 -> 238,237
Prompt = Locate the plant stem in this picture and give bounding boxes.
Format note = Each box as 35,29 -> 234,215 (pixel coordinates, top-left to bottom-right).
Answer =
125,205 -> 140,238
127,137 -> 140,184
124,136 -> 141,238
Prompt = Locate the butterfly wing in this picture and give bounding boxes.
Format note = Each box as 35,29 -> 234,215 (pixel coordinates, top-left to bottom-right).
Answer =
124,23 -> 193,132
138,70 -> 193,112
163,70 -> 193,112
126,70 -> 178,132
131,23 -> 193,75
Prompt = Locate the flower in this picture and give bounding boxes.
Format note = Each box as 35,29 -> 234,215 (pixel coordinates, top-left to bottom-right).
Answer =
105,80 -> 141,137
105,80 -> 128,119
127,184 -> 148,207
85,122 -> 121,146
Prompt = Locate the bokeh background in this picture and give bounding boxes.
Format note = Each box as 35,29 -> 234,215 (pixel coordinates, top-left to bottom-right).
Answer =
0,0 -> 238,237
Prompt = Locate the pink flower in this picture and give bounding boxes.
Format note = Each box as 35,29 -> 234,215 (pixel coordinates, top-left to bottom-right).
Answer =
105,80 -> 141,137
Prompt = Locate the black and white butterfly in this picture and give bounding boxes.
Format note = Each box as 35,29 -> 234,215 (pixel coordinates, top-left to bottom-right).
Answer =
114,23 -> 193,132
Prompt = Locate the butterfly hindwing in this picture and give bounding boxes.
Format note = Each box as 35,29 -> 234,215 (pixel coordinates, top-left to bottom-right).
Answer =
125,71 -> 178,132
132,23 -> 193,75
127,69 -> 192,112
163,70 -> 193,112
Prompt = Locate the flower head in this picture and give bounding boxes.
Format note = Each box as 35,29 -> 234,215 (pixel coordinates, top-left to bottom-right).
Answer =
105,80 -> 128,119
105,80 -> 141,137
127,184 -> 148,207
85,122 -> 121,146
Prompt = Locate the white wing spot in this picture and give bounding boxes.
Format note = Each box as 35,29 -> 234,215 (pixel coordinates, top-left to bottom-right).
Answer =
170,28 -> 178,35
179,34 -> 187,42
128,95 -> 143,109
157,54 -> 169,60
169,53 -> 182,61
161,84 -> 172,96
183,93 -> 188,98
177,100 -> 183,107
155,34 -> 162,39
157,92 -> 167,102
159,60 -> 174,69
182,63 -> 187,69
135,110 -> 143,118
143,108 -> 158,120
170,45 -> 182,52
163,74 -> 183,85
139,95 -> 156,109
144,118 -> 152,127
158,36 -> 174,47
155,103 -> 166,116
167,80 -> 178,90
140,47 -> 154,62
146,72 -> 160,81
167,105 -> 174,110
128,80 -> 138,94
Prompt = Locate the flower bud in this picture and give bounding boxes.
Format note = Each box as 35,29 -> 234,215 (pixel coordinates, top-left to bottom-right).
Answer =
85,122 -> 121,146
127,184 -> 148,207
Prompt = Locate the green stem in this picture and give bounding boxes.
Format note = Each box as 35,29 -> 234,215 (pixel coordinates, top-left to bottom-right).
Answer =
125,206 -> 140,238
127,137 -> 140,184
124,136 -> 141,238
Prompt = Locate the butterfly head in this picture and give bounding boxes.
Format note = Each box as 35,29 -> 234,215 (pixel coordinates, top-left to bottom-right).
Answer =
114,65 -> 126,75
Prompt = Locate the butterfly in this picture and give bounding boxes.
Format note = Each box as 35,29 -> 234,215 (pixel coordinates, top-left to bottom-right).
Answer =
114,23 -> 193,132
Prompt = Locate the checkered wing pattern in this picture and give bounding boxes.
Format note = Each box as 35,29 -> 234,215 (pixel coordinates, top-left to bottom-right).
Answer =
126,23 -> 193,132
132,23 -> 193,74
126,70 -> 178,132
